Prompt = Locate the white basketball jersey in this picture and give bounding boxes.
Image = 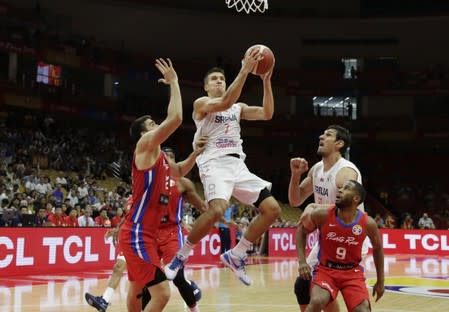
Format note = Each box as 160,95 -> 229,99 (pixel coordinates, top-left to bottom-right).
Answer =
193,103 -> 245,166
311,157 -> 364,211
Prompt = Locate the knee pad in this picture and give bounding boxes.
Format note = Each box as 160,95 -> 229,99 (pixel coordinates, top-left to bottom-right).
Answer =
294,276 -> 311,305
140,287 -> 151,310
189,280 -> 202,302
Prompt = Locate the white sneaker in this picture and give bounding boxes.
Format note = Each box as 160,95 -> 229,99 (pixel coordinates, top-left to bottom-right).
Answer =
164,254 -> 186,280
220,250 -> 251,286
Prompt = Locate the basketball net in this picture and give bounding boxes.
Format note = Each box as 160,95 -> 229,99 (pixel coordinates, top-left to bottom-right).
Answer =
225,0 -> 268,14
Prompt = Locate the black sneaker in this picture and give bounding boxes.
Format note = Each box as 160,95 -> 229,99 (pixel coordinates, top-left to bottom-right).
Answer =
84,293 -> 109,312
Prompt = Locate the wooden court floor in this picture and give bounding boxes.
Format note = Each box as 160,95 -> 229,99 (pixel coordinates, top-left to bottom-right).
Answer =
1,254 -> 448,312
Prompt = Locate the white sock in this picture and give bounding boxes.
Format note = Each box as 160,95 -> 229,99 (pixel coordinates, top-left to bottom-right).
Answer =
231,237 -> 252,258
102,287 -> 114,303
178,238 -> 195,259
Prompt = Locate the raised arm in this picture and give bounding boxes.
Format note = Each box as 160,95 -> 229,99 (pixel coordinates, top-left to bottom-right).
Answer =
179,177 -> 206,213
168,136 -> 208,177
288,159 -> 313,207
193,49 -> 262,117
296,206 -> 328,280
240,63 -> 275,121
135,59 -> 182,168
366,216 -> 385,302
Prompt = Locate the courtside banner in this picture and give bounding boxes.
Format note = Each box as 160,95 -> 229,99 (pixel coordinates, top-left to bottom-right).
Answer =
0,228 -> 232,276
268,228 -> 449,257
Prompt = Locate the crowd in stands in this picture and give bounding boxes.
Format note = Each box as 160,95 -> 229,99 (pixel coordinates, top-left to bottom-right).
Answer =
0,2 -> 448,232
1,110 -> 449,231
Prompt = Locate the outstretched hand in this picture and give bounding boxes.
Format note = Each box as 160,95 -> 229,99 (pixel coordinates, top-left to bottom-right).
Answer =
260,59 -> 275,81
297,261 -> 312,280
155,58 -> 178,85
372,281 -> 384,302
104,228 -> 119,246
241,48 -> 263,74
193,135 -> 208,155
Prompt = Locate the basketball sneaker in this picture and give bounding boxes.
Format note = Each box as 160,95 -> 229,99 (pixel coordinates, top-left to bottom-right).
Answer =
84,293 -> 109,312
220,250 -> 251,286
164,254 -> 186,280
189,280 -> 202,302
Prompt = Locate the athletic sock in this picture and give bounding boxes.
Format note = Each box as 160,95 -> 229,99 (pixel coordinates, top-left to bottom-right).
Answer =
231,237 -> 252,258
102,287 -> 114,303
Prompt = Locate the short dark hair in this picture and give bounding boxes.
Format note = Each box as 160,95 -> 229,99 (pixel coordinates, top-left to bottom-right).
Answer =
349,180 -> 366,204
129,115 -> 152,144
204,67 -> 225,84
327,125 -> 352,155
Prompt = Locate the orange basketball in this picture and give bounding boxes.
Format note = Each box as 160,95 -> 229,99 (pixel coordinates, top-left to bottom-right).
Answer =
245,44 -> 275,75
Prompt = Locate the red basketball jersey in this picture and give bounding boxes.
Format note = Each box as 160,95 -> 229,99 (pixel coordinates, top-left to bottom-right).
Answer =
124,152 -> 171,237
160,176 -> 183,229
318,206 -> 367,269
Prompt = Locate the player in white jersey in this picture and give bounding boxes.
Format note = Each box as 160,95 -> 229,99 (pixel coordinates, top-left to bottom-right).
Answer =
165,49 -> 281,286
288,125 -> 366,312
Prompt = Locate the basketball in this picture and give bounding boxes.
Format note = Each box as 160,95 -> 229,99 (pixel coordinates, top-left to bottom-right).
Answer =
245,44 -> 275,75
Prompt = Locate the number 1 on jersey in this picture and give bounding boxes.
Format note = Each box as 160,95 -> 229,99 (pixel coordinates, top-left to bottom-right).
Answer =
224,123 -> 229,134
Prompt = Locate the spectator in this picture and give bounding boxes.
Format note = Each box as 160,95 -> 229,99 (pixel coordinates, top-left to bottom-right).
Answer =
11,206 -> 32,227
0,198 -> 9,214
384,215 -> 396,228
78,205 -> 95,227
401,214 -> 414,229
374,213 -> 385,228
86,189 -> 98,205
35,207 -> 49,226
66,186 -> 79,207
51,184 -> 64,205
64,208 -> 79,227
77,183 -> 89,200
111,207 -> 124,227
55,172 -> 68,188
48,206 -> 64,226
95,208 -> 111,227
418,212 -> 435,229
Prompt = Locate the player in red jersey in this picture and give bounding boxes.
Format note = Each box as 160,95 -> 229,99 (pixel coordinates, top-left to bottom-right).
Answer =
140,147 -> 206,312
117,58 -> 206,312
85,197 -> 133,311
297,180 -> 384,312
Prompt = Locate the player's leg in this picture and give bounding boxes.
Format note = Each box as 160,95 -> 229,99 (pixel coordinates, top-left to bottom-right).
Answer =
294,276 -> 311,312
221,161 -> 280,285
306,267 -> 339,312
164,198 -> 229,280
323,298 -> 340,312
158,229 -> 201,311
242,191 -> 280,243
340,268 -> 370,312
165,159 -> 233,279
306,284 -> 332,312
353,301 -> 370,312
127,281 -> 143,312
85,257 -> 127,311
173,269 -> 201,312
143,268 -> 170,312
294,241 -> 319,311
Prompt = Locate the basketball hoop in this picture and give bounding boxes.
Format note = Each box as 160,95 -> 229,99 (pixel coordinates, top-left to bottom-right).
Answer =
225,0 -> 268,14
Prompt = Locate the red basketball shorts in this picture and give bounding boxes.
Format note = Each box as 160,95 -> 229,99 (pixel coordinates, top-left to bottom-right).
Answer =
119,223 -> 161,287
157,225 -> 184,265
312,265 -> 369,311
